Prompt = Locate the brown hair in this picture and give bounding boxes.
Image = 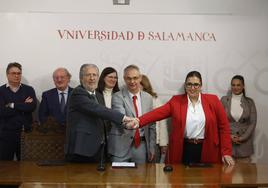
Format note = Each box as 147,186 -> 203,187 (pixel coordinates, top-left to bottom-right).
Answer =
6,62 -> 22,73
140,74 -> 157,98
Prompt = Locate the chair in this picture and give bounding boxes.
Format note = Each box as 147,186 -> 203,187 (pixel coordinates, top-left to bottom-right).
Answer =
20,117 -> 66,161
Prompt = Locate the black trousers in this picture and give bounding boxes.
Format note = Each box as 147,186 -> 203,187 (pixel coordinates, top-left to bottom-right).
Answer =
182,140 -> 203,165
0,131 -> 21,160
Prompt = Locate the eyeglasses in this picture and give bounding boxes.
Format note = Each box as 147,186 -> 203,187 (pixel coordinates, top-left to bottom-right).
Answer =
125,76 -> 140,82
8,72 -> 22,76
185,82 -> 201,89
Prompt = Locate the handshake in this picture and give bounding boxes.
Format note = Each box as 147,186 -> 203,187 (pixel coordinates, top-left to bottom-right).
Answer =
122,116 -> 140,129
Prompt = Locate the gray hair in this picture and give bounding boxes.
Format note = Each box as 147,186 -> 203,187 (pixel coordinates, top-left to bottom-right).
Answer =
79,63 -> 99,80
53,67 -> 72,79
123,64 -> 140,76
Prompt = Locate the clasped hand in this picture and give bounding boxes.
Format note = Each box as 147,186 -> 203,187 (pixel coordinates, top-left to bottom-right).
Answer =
122,116 -> 139,129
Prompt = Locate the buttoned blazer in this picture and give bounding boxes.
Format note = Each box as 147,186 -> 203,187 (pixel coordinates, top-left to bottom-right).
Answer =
108,86 -> 156,158
64,85 -> 124,158
39,87 -> 73,125
139,93 -> 232,164
221,95 -> 257,157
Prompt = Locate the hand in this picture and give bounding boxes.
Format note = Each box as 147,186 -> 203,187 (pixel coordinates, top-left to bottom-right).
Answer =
222,155 -> 235,166
24,96 -> 33,103
5,103 -> 13,108
231,135 -> 241,144
148,152 -> 155,162
122,116 -> 139,129
160,146 -> 168,154
222,163 -> 235,174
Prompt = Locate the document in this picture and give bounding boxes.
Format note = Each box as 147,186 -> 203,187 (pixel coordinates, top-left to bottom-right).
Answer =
112,162 -> 136,168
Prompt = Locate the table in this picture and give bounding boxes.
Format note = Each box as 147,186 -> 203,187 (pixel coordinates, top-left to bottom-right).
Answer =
0,161 -> 267,187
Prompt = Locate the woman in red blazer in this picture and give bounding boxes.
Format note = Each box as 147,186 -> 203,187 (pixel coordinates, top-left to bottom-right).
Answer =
138,71 -> 234,165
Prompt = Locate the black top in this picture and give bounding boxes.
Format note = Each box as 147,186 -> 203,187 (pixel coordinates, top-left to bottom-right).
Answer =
0,84 -> 37,132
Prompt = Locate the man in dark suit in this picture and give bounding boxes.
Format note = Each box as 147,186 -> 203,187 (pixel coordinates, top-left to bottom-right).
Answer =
39,67 -> 73,125
65,64 -> 136,163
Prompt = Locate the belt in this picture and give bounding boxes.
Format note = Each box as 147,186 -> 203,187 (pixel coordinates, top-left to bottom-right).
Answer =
184,138 -> 204,144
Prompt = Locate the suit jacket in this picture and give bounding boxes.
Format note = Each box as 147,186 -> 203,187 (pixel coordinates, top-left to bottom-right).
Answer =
139,93 -> 232,164
221,95 -> 257,157
39,87 -> 73,125
64,85 -> 124,158
108,86 -> 156,159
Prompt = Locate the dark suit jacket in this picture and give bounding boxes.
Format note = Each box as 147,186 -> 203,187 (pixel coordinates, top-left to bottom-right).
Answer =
39,87 -> 73,125
64,85 -> 124,158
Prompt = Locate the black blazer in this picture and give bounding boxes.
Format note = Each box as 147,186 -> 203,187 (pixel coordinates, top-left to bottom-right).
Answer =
64,85 -> 124,158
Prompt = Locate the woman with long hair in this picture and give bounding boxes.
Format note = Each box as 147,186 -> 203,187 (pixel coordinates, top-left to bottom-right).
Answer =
221,75 -> 257,163
97,67 -> 119,108
140,75 -> 168,163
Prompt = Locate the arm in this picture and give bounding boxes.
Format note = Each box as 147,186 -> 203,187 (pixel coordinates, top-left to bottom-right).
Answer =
70,88 -> 124,125
239,99 -> 257,142
214,96 -> 233,157
38,92 -> 49,123
214,95 -> 234,165
14,87 -> 37,113
139,98 -> 172,127
0,86 -> 36,117
111,92 -> 127,116
0,96 -> 17,117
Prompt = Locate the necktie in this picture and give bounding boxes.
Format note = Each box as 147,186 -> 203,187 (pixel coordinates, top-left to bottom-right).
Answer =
92,93 -> 99,103
60,92 -> 66,114
132,95 -> 140,148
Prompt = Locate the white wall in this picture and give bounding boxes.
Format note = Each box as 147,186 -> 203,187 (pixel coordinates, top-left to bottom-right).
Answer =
0,0 -> 268,15
0,0 -> 268,163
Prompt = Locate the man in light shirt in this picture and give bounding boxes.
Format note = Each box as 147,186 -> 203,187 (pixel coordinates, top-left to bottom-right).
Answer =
108,64 -> 156,164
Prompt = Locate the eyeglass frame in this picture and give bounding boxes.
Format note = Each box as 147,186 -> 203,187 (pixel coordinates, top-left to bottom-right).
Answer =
185,82 -> 202,89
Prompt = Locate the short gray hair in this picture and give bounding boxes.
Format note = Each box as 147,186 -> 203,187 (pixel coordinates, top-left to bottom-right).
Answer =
79,64 -> 99,80
123,64 -> 140,76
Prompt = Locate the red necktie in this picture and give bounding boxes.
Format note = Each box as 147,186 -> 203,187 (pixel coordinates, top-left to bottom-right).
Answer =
132,95 -> 140,148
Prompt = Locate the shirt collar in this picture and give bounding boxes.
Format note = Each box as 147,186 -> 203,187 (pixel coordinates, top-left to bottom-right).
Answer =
57,87 -> 69,95
88,90 -> 96,95
128,90 -> 141,100
6,83 -> 21,88
187,93 -> 202,106
6,83 -> 22,92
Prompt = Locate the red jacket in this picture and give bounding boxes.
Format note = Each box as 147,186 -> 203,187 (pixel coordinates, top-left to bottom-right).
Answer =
139,93 -> 232,164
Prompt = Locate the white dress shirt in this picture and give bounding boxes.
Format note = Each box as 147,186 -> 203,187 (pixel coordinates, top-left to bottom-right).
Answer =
128,91 -> 144,137
57,87 -> 69,104
184,93 -> 206,139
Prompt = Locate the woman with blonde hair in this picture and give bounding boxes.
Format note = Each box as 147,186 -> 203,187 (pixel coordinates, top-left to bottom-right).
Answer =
140,74 -> 169,163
